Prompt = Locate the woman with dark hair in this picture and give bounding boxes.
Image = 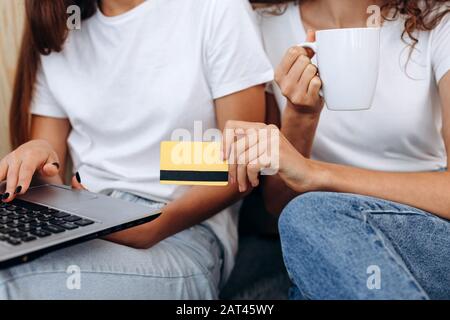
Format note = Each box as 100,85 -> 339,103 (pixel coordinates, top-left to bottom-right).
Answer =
0,0 -> 273,299
224,0 -> 450,299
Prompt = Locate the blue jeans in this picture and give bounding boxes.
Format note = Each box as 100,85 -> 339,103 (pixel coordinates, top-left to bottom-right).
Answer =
279,192 -> 450,300
0,191 -> 223,299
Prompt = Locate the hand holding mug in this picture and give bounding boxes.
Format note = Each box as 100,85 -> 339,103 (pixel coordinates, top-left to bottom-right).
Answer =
298,27 -> 381,111
275,30 -> 324,115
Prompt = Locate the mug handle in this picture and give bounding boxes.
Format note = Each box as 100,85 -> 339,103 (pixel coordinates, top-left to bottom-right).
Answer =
297,42 -> 323,97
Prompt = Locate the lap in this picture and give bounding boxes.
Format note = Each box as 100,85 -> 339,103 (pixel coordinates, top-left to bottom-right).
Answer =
0,224 -> 223,300
280,192 -> 450,299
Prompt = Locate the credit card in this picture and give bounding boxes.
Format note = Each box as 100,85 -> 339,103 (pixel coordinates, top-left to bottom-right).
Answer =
160,141 -> 229,186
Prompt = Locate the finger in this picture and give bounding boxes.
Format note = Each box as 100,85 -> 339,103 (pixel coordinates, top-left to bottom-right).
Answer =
3,160 -> 21,202
298,63 -> 318,95
0,158 -> 8,183
39,151 -> 60,177
223,121 -> 265,160
276,46 -> 308,78
222,124 -> 235,161
234,129 -> 260,192
285,55 -> 311,87
237,162 -> 248,192
228,140 -> 237,185
245,142 -> 266,188
71,173 -> 87,191
15,160 -> 37,196
236,130 -> 265,191
308,75 -> 323,97
304,30 -> 317,58
247,162 -> 263,188
236,129 -> 259,166
228,131 -> 248,187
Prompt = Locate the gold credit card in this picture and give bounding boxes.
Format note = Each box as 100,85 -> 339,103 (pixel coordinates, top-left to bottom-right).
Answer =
160,141 -> 229,186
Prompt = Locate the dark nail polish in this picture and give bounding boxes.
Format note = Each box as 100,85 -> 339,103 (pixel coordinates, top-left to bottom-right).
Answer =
15,186 -> 22,195
2,193 -> 10,200
75,172 -> 81,184
52,162 -> 60,170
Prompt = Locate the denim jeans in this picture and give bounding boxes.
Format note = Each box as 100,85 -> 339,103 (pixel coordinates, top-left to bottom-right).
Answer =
0,191 -> 223,300
279,192 -> 450,300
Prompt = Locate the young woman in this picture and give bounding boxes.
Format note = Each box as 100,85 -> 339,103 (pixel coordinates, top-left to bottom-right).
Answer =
224,0 -> 450,299
0,0 -> 273,299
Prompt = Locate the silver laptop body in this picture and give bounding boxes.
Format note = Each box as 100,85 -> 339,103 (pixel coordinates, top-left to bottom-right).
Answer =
0,184 -> 161,268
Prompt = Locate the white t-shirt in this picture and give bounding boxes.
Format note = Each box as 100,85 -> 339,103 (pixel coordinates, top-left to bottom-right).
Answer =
31,0 -> 273,284
258,2 -> 450,171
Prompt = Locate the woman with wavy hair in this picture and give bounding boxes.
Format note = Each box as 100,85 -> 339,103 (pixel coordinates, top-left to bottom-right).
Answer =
225,0 -> 450,299
0,0 -> 272,299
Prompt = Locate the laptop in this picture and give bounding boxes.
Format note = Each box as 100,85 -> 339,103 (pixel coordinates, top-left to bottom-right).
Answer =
0,183 -> 161,268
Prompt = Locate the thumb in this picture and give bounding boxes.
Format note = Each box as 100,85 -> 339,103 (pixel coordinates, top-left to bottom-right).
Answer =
39,151 -> 61,177
306,29 -> 316,42
305,29 -> 317,58
71,172 -> 88,191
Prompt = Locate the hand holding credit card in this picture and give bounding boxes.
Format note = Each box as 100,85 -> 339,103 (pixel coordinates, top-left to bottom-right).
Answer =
160,142 -> 228,186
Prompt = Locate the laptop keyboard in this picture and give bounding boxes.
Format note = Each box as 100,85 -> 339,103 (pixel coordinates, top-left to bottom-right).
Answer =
0,199 -> 95,246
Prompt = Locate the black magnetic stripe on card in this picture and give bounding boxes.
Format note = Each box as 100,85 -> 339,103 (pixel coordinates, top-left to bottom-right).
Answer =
160,170 -> 229,182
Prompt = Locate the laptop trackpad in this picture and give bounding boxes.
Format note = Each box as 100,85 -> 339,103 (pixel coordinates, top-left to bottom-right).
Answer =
19,185 -> 98,210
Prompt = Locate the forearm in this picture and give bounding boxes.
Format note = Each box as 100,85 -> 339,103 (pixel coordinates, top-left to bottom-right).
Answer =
281,102 -> 321,157
263,103 -> 320,214
308,160 -> 450,219
262,175 -> 298,215
125,184 -> 243,248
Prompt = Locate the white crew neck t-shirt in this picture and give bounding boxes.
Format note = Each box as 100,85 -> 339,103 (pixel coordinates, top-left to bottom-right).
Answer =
31,0 -> 273,283
258,2 -> 450,172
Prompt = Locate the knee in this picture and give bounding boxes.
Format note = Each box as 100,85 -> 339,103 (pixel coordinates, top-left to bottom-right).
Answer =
279,192 -> 335,234
278,192 -> 365,242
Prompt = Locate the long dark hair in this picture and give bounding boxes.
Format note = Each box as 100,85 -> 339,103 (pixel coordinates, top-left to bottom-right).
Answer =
10,0 -> 97,148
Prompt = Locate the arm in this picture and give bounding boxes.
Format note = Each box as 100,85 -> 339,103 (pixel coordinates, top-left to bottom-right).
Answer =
105,85 -> 266,248
263,94 -> 323,214
225,72 -> 450,220
263,34 -> 324,214
30,115 -> 71,182
306,72 -> 450,219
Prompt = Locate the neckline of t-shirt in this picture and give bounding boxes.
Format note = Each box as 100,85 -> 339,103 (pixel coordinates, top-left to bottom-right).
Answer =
288,1 -> 400,36
95,0 -> 156,24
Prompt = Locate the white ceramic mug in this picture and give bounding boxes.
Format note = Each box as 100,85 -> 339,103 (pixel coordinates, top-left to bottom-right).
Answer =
300,27 -> 381,111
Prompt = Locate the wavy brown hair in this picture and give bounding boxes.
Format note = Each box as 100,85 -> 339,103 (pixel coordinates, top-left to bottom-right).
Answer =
252,0 -> 449,45
9,0 -> 450,148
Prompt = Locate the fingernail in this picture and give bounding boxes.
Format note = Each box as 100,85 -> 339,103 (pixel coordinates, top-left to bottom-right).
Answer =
52,162 -> 60,170
2,193 -> 10,201
75,172 -> 81,184
15,186 -> 22,195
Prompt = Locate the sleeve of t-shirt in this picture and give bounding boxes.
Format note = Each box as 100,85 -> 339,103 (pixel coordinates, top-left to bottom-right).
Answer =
30,68 -> 68,118
205,0 -> 274,99
431,14 -> 450,84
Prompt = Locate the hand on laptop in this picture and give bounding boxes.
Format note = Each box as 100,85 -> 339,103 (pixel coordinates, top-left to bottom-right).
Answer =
71,173 -> 87,191
0,140 -> 62,203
